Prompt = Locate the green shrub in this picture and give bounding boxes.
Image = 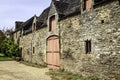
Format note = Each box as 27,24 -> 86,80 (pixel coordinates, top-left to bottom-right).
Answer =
0,53 -> 5,57
0,30 -> 6,45
0,38 -> 19,57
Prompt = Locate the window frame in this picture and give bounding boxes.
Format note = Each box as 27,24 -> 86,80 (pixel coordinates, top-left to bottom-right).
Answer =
118,0 -> 120,5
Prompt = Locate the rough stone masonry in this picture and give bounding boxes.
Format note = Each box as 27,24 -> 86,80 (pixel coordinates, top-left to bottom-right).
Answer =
60,1 -> 120,80
13,0 -> 120,80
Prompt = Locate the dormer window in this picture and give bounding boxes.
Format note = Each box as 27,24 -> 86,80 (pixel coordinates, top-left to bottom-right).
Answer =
84,0 -> 92,10
118,0 -> 120,5
49,15 -> 56,31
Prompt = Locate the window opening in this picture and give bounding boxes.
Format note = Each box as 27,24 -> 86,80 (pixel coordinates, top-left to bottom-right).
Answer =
101,20 -> 104,24
84,0 -> 92,10
33,47 -> 35,54
85,40 -> 91,54
49,15 -> 56,31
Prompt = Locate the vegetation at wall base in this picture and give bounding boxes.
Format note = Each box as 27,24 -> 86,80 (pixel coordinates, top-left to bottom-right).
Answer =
47,69 -> 100,80
0,30 -> 19,61
20,61 -> 47,68
0,53 -> 13,61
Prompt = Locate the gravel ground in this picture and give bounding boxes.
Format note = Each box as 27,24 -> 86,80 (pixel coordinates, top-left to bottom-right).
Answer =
0,61 -> 51,80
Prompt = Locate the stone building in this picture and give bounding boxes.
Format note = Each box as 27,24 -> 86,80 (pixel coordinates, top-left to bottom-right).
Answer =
13,0 -> 120,79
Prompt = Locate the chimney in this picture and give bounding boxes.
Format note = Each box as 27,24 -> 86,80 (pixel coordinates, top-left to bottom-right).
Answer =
60,0 -> 64,2
52,0 -> 56,2
15,21 -> 24,30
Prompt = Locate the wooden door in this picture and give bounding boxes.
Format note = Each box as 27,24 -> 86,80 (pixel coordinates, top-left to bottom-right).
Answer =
47,36 -> 60,69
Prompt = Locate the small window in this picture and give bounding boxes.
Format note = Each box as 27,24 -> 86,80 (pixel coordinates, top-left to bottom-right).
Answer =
33,47 -> 35,54
20,31 -> 22,37
19,47 -> 22,57
84,0 -> 92,10
85,40 -> 91,54
49,15 -> 56,31
27,49 -> 29,55
17,38 -> 20,45
118,0 -> 120,5
101,20 -> 104,24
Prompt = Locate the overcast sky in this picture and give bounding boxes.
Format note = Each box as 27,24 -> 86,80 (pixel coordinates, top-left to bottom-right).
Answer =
0,0 -> 51,30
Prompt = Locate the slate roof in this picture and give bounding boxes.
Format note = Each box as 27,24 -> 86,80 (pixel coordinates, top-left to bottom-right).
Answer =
14,16 -> 34,33
53,0 -> 113,18
15,21 -> 24,30
54,1 -> 69,15
36,7 -> 50,29
36,0 -> 81,28
37,7 -> 50,23
64,1 -> 81,16
14,0 -> 113,33
94,0 -> 113,6
54,0 -> 81,17
22,16 -> 34,30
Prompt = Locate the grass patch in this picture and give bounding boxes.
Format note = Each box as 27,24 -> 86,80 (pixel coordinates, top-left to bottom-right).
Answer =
0,53 -> 13,61
47,69 -> 100,80
0,57 -> 13,61
0,53 -> 5,57
20,61 -> 47,68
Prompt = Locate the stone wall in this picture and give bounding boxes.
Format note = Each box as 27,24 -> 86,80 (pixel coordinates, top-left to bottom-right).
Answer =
13,0 -> 120,79
13,30 -> 21,44
59,1 -> 120,79
19,27 -> 47,64
13,0 -> 60,65
19,19 -> 60,65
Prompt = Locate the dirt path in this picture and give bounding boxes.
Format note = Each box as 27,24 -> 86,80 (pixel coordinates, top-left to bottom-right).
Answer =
0,61 -> 51,80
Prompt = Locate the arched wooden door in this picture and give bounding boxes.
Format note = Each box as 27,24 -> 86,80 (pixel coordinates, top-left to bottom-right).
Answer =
47,36 -> 60,69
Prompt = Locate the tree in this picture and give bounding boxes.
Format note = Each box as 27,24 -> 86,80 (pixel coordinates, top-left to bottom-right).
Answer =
4,29 -> 14,38
0,38 -> 19,57
0,30 -> 6,45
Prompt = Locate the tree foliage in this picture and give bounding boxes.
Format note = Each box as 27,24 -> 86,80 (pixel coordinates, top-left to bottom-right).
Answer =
0,38 -> 19,57
0,30 -> 6,45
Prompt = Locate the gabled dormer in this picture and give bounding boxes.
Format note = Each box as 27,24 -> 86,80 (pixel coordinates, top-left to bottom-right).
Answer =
48,0 -> 59,32
48,0 -> 58,17
32,15 -> 37,31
